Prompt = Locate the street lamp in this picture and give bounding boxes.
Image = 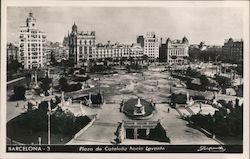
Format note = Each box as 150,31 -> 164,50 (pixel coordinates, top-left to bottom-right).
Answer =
47,101 -> 51,145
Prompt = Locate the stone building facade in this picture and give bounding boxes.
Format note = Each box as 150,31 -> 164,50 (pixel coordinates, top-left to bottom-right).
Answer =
130,43 -> 144,58
18,12 -> 47,69
143,32 -> 159,60
160,37 -> 189,65
68,23 -> 96,66
95,42 -> 130,60
222,38 -> 243,63
7,43 -> 18,64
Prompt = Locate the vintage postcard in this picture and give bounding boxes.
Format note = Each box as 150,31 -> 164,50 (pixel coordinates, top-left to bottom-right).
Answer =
1,0 -> 249,159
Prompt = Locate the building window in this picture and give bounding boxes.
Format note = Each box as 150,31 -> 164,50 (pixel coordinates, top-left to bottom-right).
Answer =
79,46 -> 82,54
84,46 -> 87,54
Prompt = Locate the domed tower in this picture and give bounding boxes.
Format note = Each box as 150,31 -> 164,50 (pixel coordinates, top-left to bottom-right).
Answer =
166,38 -> 171,48
26,11 -> 36,29
72,22 -> 78,35
182,36 -> 189,57
228,38 -> 233,43
182,36 -> 189,45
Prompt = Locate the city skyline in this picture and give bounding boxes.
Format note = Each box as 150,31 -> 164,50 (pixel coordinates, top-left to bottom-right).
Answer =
8,7 -> 244,45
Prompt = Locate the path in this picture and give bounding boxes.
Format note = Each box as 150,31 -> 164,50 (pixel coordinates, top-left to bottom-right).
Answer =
156,104 -> 219,145
7,77 -> 25,84
68,104 -> 125,144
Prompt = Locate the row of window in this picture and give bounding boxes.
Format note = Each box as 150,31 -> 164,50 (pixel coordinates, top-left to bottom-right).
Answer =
28,56 -> 42,59
27,64 -> 43,69
168,59 -> 185,63
168,50 -> 186,55
20,39 -> 46,42
130,52 -> 143,54
145,51 -> 158,54
145,39 -> 157,43
147,54 -> 158,57
20,35 -> 44,39
145,43 -> 158,46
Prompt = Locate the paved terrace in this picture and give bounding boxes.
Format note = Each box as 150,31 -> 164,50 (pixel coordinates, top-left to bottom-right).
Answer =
68,103 -> 219,145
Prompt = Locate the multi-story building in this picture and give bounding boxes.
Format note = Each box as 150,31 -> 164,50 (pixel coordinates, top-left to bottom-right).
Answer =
143,32 -> 159,60
137,36 -> 144,47
66,25 -> 161,65
7,43 -> 18,64
95,42 -> 130,60
68,23 -> 96,66
60,46 -> 69,61
46,42 -> 69,64
18,12 -> 47,69
130,43 -> 143,58
160,37 -> 189,65
222,38 -> 243,63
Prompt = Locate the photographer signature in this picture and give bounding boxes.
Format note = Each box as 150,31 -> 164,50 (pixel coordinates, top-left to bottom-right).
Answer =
197,146 -> 226,152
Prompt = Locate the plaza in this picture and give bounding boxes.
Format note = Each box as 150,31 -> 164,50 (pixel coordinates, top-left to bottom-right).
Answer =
7,65 -> 241,145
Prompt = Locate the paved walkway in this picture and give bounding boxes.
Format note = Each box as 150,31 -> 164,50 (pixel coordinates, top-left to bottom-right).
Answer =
68,104 -> 125,144
68,103 -> 219,145
7,77 -> 25,84
156,104 -> 219,145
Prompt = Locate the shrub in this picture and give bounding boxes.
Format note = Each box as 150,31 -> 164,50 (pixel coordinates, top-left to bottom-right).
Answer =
171,93 -> 187,104
59,77 -> 82,92
215,75 -> 232,88
149,123 -> 170,142
7,107 -> 92,144
11,85 -> 26,100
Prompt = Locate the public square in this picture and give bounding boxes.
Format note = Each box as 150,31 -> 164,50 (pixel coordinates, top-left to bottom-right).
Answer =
5,6 -> 245,149
7,67 -> 241,145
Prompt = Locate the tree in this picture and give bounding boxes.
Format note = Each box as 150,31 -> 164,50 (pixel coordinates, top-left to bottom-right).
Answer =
50,51 -> 57,65
59,77 -> 69,91
12,85 -> 26,100
186,67 -> 192,76
215,75 -> 232,88
40,76 -> 52,95
58,77 -> 82,92
235,63 -> 243,77
170,93 -> 187,105
79,68 -> 86,75
25,73 -> 32,89
200,75 -> 210,89
186,67 -> 201,78
7,60 -> 23,73
120,57 -> 128,65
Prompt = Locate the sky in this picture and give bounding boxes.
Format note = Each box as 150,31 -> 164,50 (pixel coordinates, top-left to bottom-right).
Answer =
7,7 -> 244,45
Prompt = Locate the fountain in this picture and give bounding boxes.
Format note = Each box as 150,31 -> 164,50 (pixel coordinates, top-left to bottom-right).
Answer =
123,97 -> 154,119
133,98 -> 146,116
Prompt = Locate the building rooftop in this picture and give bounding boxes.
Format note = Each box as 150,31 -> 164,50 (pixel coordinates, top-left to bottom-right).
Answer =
225,38 -> 243,43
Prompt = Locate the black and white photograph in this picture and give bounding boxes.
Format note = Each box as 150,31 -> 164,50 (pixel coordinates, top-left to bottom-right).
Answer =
1,0 -> 249,158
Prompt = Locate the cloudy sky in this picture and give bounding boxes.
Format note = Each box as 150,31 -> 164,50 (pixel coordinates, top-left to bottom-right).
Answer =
7,7 -> 244,45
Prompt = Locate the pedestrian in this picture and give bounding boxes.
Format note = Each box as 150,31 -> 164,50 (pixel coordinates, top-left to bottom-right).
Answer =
168,108 -> 170,113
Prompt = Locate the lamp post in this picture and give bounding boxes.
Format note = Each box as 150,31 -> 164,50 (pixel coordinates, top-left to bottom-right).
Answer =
47,101 -> 51,145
